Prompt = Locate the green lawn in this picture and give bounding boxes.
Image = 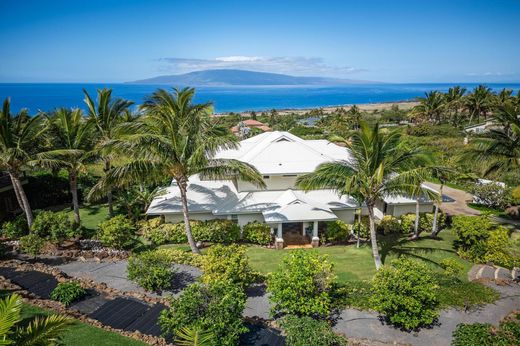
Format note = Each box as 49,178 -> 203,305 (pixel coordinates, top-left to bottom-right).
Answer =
20,304 -> 147,346
67,204 -> 110,232
245,230 -> 473,283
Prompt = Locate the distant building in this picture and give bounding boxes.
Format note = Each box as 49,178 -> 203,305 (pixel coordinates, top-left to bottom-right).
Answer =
464,118 -> 498,134
230,119 -> 271,137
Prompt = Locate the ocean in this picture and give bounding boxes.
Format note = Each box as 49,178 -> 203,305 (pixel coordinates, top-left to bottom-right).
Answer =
1,83 -> 519,114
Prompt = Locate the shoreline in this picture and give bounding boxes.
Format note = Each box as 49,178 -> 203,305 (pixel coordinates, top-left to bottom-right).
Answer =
214,99 -> 419,117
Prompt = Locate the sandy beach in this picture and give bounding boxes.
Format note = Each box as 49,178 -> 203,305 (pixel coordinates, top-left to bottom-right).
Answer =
216,100 -> 419,117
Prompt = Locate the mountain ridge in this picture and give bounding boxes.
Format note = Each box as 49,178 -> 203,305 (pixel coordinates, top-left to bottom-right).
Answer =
128,69 -> 377,86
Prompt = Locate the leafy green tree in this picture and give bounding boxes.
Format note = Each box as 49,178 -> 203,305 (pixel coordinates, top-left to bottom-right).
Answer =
0,98 -> 47,227
464,85 -> 493,124
45,108 -> 94,224
297,122 -> 433,269
0,293 -> 73,345
91,88 -> 264,254
83,88 -> 134,216
410,91 -> 445,123
444,86 -> 466,126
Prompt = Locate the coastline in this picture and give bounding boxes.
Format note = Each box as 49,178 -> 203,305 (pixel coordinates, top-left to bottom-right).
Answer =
214,100 -> 419,117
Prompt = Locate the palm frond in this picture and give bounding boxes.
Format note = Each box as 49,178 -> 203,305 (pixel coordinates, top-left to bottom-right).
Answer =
175,327 -> 214,346
0,294 -> 22,345
14,314 -> 73,346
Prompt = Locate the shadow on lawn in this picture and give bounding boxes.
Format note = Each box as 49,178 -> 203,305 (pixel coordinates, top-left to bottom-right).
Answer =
379,233 -> 457,269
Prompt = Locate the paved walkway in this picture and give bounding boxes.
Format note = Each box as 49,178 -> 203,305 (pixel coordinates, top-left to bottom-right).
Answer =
423,182 -> 480,216
332,281 -> 520,346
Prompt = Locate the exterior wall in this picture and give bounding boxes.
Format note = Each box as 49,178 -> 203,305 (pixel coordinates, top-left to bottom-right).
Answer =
237,175 -> 298,192
164,212 -> 225,223
332,209 -> 356,224
236,213 -> 265,227
390,203 -> 434,218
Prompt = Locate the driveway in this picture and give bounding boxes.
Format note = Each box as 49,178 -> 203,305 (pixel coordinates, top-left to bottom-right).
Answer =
423,182 -> 480,216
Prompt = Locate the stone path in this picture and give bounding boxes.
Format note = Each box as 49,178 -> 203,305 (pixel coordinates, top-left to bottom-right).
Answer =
468,264 -> 518,282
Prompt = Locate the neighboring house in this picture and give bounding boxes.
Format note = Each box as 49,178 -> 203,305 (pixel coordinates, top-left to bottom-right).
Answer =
230,119 -> 271,137
0,172 -> 25,221
147,131 -> 433,248
464,118 -> 498,134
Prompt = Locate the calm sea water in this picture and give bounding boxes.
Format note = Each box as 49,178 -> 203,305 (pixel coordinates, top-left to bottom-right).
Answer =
1,83 -> 519,114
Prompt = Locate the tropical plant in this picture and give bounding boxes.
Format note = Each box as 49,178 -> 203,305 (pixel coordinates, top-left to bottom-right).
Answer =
45,108 -> 94,224
280,315 -> 346,346
0,293 -> 73,345
201,244 -> 255,289
127,250 -> 175,291
83,88 -> 134,217
50,281 -> 87,306
159,281 -> 247,346
470,101 -> 520,178
0,98 -> 48,227
464,85 -> 493,124
175,327 -> 214,346
96,214 -> 136,249
410,91 -> 445,123
297,122 -> 434,269
370,258 -> 439,329
444,86 -> 467,126
18,234 -> 45,256
89,88 -> 265,254
267,250 -> 336,317
242,221 -> 272,245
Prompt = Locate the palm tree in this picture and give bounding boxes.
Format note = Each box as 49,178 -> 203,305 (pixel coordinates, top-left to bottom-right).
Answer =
347,105 -> 362,129
0,98 -> 48,227
464,85 -> 493,124
44,108 -> 94,224
410,91 -> 445,123
89,88 -> 265,254
444,86 -> 466,126
0,293 -> 73,345
83,88 -> 134,217
297,122 -> 433,269
470,101 -> 520,177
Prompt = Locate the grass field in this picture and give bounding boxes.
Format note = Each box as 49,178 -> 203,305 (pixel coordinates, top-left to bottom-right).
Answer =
19,304 -> 147,346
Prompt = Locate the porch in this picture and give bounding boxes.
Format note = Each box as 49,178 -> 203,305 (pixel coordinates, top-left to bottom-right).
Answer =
271,221 -> 327,249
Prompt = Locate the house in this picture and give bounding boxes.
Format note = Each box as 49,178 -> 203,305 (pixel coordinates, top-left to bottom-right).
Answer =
230,119 -> 271,137
147,131 -> 433,248
463,118 -> 498,134
0,172 -> 25,222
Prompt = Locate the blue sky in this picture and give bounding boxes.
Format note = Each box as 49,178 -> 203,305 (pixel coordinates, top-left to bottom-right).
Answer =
0,0 -> 519,83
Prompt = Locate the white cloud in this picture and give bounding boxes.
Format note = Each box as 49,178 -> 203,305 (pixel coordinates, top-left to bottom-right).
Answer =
157,56 -> 365,77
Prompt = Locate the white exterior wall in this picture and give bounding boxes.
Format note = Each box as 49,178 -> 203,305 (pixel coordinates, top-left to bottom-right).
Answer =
332,209 -> 356,224
236,213 -> 265,227
237,175 -> 298,192
164,213 -> 225,223
390,203 -> 434,218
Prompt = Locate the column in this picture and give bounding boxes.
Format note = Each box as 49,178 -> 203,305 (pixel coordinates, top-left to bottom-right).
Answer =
302,222 -> 308,236
275,223 -> 284,249
311,221 -> 319,247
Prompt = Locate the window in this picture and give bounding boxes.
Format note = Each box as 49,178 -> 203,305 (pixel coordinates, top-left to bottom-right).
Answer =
230,214 -> 238,224
263,175 -> 270,179
283,174 -> 297,177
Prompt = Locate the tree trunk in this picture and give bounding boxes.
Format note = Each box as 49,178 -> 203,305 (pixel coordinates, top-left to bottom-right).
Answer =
431,184 -> 443,237
9,172 -> 33,228
104,159 -> 113,217
367,204 -> 382,270
413,200 -> 420,239
69,169 -> 81,225
11,176 -> 25,213
177,177 -> 201,255
356,209 -> 361,248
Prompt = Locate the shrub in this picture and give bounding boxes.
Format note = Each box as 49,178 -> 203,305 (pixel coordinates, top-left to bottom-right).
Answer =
97,215 -> 136,249
451,215 -> 495,262
419,212 -> 446,233
482,227 -> 519,269
452,323 -> 494,346
439,258 -> 464,278
323,220 -> 350,243
472,183 -> 511,209
19,234 -> 45,255
31,210 -> 75,243
1,215 -> 29,239
153,248 -> 203,267
370,258 -> 439,329
193,219 -> 241,243
352,217 -> 369,239
378,215 -> 400,234
267,250 -> 336,317
159,281 -> 247,346
127,251 -> 175,291
280,315 -> 346,346
242,222 -> 272,245
140,219 -> 188,245
400,214 -> 416,234
50,281 -> 87,306
201,244 -> 254,289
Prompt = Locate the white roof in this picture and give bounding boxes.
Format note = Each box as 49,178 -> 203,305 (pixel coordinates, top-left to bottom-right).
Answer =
215,131 -> 352,175
383,184 -> 437,204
